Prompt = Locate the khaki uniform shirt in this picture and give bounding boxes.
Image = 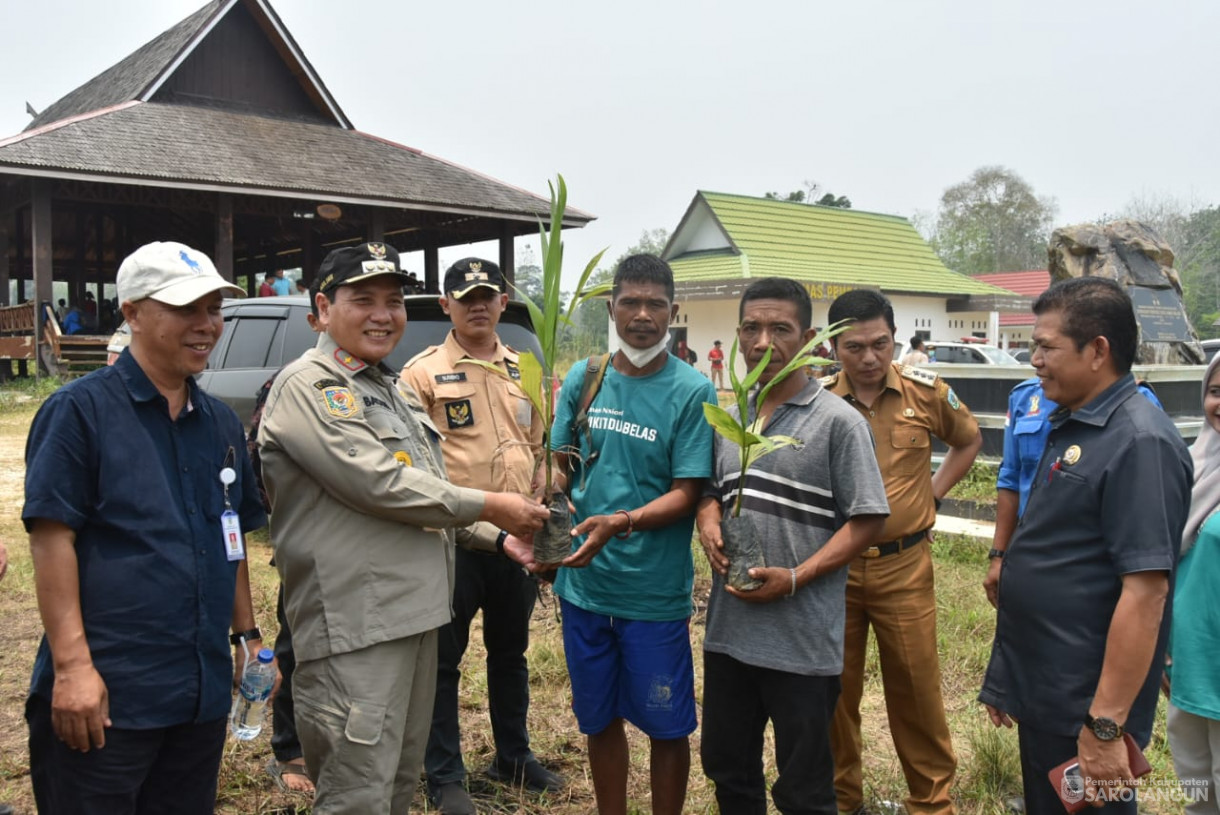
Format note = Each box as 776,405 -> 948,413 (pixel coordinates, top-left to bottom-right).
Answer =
824,362 -> 978,542
401,331 -> 543,548
259,332 -> 485,663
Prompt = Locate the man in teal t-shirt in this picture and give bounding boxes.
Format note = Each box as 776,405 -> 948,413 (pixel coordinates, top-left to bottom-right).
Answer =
549,254 -> 715,815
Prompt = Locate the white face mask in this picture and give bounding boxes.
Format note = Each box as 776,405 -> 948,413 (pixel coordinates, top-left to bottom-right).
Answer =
617,331 -> 671,369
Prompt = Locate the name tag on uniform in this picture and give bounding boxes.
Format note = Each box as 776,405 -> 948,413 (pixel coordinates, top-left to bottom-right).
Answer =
222,510 -> 245,561
435,372 -> 467,384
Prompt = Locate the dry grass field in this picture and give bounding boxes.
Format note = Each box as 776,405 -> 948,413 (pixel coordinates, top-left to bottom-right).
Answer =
0,387 -> 1187,814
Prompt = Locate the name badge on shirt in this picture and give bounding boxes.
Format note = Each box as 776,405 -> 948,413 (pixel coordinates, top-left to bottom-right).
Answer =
222,510 -> 245,561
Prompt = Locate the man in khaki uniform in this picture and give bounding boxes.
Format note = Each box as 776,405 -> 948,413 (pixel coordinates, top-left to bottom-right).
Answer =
403,258 -> 564,814
822,290 -> 982,815
258,242 -> 548,814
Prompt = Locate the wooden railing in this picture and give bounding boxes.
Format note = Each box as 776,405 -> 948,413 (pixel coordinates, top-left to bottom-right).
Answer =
0,301 -> 110,376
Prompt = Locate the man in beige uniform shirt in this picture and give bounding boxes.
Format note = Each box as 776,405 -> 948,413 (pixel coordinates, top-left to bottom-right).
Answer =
403,258 -> 564,814
823,290 -> 982,815
259,242 -> 548,814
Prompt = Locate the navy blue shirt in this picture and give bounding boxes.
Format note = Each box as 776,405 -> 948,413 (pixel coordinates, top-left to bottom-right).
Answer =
980,374 -> 1190,741
23,349 -> 266,728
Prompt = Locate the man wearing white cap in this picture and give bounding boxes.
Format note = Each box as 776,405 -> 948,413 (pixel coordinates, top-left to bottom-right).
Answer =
23,241 -> 272,814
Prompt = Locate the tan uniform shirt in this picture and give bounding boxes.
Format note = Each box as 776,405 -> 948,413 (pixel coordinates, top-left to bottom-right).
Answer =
402,330 -> 543,548
824,362 -> 978,541
259,332 -> 485,663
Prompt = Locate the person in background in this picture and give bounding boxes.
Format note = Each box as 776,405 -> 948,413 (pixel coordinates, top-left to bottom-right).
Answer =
824,289 -> 982,815
271,270 -> 294,297
899,336 -> 929,367
55,298 -> 67,323
708,340 -> 726,390
295,278 -> 310,295
1166,354 -> 1220,814
403,258 -> 564,814
258,272 -> 275,297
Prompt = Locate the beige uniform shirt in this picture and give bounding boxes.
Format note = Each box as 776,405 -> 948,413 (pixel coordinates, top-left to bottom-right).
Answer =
824,362 -> 979,542
402,331 -> 543,550
259,332 -> 485,663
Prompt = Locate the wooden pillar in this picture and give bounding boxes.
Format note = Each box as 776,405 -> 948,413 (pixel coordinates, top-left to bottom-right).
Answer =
300,223 -> 316,284
498,223 -> 515,289
215,193 -> 234,282
424,246 -> 439,294
369,209 -> 385,243
15,208 -> 26,303
0,221 -> 9,306
31,181 -> 53,375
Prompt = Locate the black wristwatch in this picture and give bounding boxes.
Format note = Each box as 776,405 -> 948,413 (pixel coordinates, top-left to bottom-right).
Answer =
230,628 -> 262,646
495,529 -> 509,555
988,549 -> 1005,560
1084,713 -> 1124,741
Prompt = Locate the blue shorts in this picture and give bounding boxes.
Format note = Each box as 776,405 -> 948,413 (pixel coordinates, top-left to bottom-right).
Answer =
560,597 -> 696,739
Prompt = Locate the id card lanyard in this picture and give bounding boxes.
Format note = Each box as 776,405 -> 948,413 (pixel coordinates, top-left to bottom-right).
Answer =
220,446 -> 245,561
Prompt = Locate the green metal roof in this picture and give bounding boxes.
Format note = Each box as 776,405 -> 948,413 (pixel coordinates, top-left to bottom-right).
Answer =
666,192 -> 1007,297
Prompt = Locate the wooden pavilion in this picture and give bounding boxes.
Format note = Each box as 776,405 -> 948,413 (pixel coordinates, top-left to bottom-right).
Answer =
0,0 -> 593,364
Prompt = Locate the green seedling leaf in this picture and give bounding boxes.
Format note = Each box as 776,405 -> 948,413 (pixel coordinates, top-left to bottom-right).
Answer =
703,402 -> 747,447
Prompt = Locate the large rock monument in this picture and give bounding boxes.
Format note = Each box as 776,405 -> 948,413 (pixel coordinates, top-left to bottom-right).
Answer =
1047,220 -> 1205,365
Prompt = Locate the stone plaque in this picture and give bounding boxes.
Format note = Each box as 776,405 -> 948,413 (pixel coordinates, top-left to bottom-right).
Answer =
1129,285 -> 1192,342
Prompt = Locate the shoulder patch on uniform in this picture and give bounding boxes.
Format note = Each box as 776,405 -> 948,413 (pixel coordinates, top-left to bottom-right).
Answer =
900,365 -> 937,387
321,386 -> 359,418
333,348 -> 366,372
435,372 -> 467,384
504,360 -> 521,380
312,378 -> 345,391
946,387 -> 961,411
819,373 -> 839,388
445,398 -> 474,429
403,346 -> 440,369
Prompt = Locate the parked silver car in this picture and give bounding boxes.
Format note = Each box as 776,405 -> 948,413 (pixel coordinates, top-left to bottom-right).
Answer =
196,295 -> 542,426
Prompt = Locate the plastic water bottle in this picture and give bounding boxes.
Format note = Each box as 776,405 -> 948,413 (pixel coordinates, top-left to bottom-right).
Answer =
230,648 -> 275,740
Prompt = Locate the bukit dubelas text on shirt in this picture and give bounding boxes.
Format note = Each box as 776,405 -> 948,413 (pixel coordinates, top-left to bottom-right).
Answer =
586,406 -> 658,442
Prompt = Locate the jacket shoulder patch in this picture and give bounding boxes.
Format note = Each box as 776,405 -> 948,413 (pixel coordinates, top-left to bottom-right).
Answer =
900,365 -> 937,387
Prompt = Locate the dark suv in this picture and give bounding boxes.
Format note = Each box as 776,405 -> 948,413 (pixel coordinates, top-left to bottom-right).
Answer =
197,294 -> 542,424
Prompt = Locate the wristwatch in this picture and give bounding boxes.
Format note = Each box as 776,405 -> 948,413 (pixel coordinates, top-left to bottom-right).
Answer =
988,549 -> 1005,560
1084,713 -> 1125,741
229,627 -> 262,646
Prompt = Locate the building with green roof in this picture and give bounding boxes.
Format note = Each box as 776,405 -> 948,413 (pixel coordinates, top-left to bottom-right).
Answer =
656,192 -> 1032,367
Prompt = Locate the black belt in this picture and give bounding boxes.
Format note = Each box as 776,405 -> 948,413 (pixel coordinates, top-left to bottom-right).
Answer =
860,529 -> 929,559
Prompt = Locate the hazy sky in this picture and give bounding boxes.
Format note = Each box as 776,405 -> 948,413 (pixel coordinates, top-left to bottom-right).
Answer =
2,0 -> 1218,280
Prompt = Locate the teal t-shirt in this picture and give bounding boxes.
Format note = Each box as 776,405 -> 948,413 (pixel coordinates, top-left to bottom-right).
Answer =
1170,510 -> 1220,720
551,354 -> 716,621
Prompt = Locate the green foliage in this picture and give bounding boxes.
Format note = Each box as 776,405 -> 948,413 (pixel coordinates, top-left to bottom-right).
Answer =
513,175 -> 608,494
763,182 -> 851,208
929,166 -> 1057,274
706,325 -> 846,516
946,460 -> 1000,503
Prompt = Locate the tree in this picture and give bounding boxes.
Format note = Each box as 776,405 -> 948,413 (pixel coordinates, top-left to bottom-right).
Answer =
513,245 -> 547,312
929,166 -> 1057,273
764,180 -> 851,208
559,228 -> 671,363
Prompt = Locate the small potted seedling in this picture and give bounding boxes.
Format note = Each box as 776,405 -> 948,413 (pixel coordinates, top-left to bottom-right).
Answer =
512,175 -> 608,564
702,325 -> 843,590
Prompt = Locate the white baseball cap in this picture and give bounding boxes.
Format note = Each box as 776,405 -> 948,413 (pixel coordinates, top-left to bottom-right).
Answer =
117,242 -> 245,306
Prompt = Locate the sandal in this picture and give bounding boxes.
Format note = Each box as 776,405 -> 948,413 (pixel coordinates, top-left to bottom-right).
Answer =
267,757 -> 315,794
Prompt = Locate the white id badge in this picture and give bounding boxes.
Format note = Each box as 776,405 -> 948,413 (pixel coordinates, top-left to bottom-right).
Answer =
222,510 -> 245,561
